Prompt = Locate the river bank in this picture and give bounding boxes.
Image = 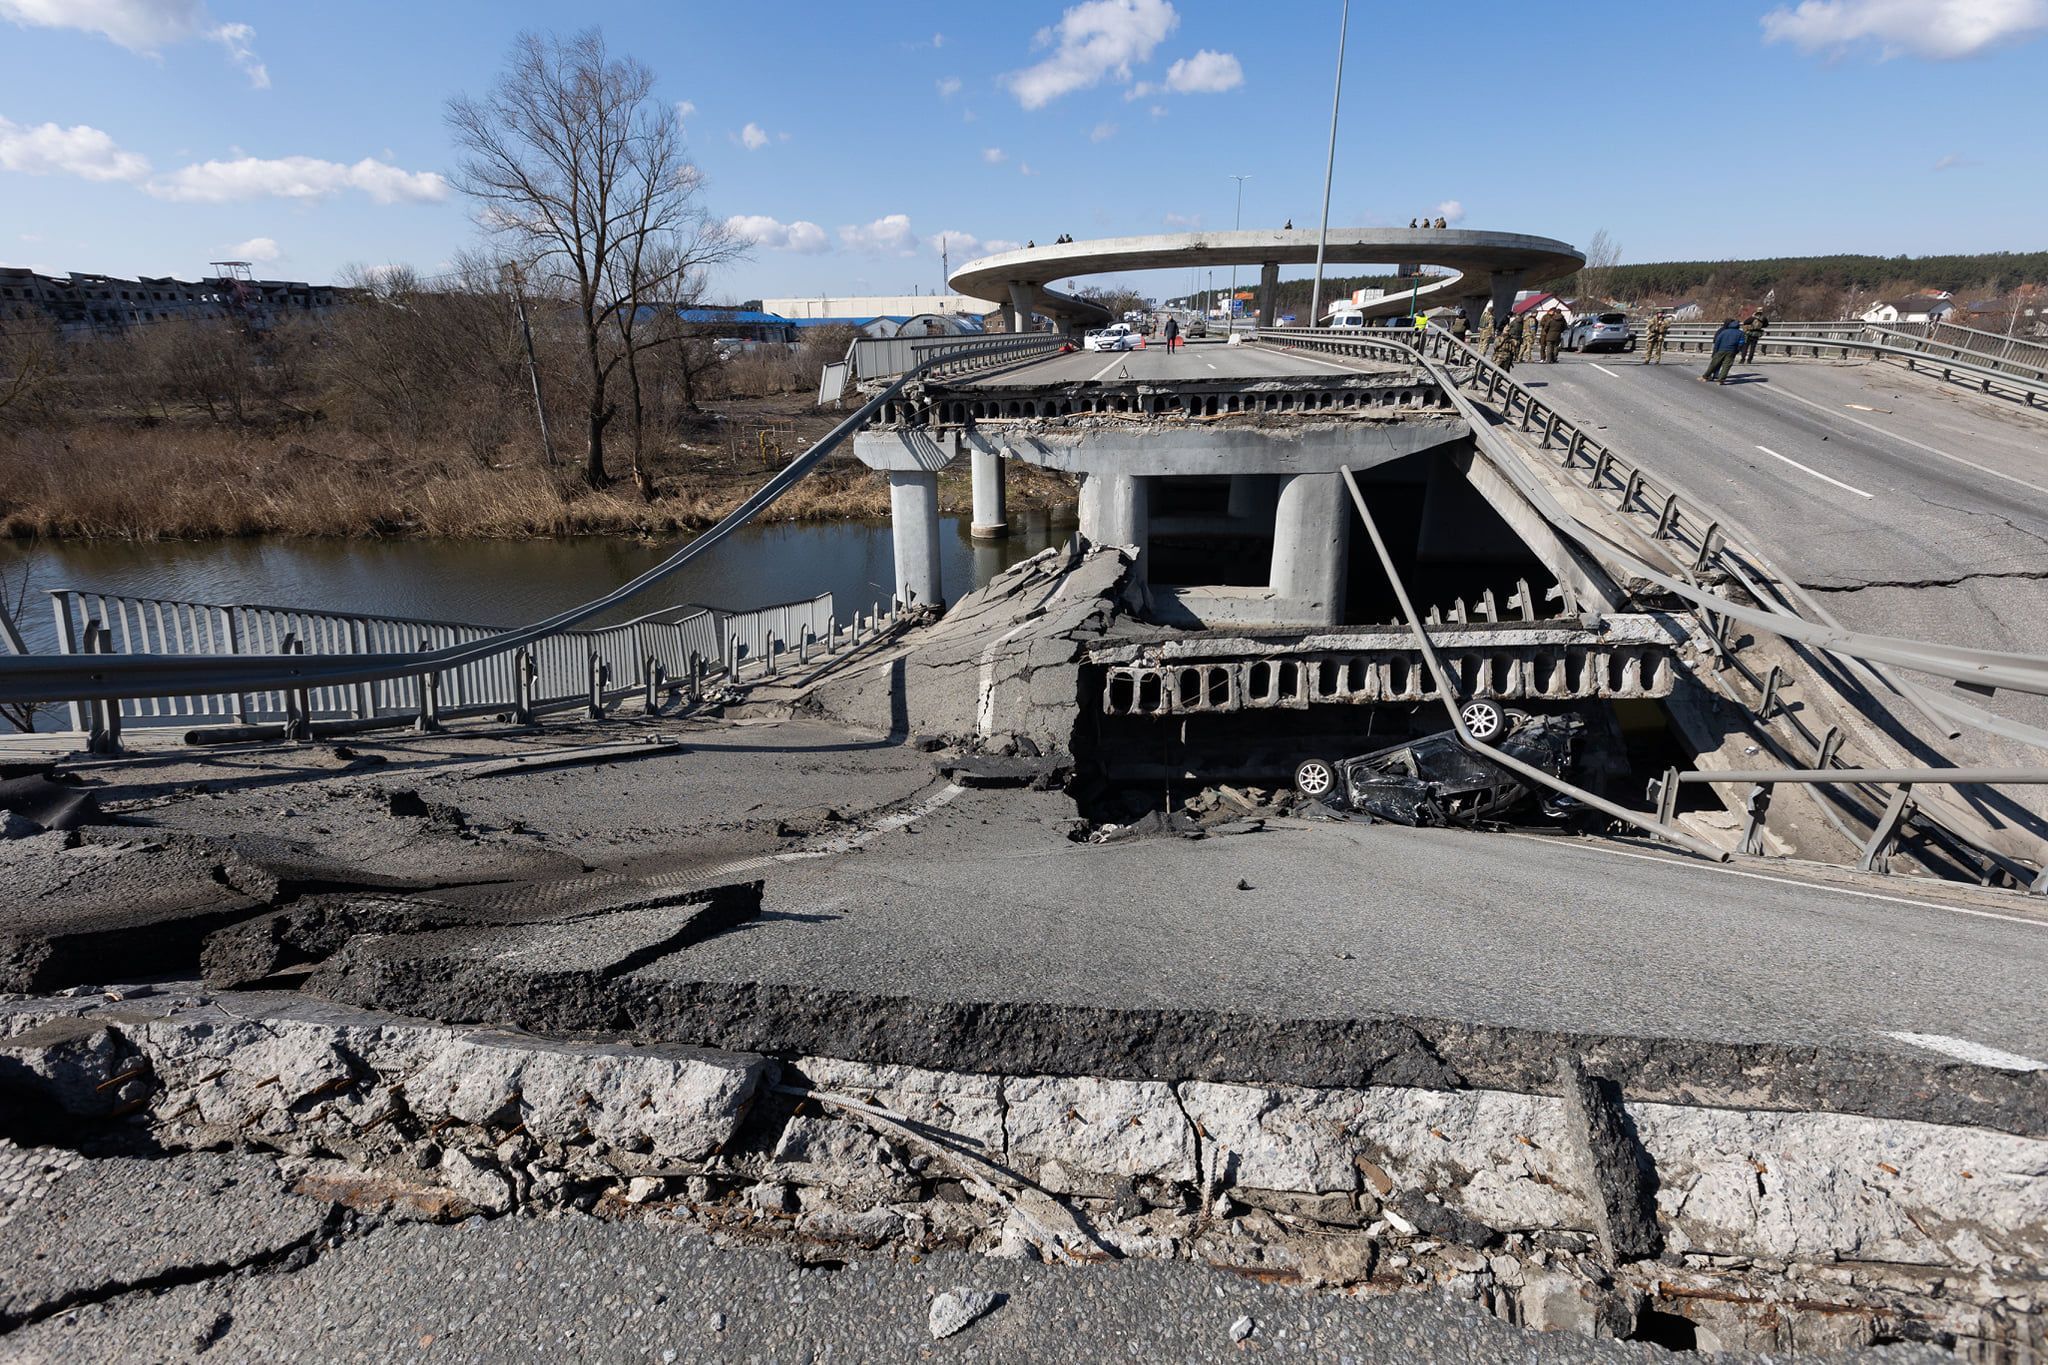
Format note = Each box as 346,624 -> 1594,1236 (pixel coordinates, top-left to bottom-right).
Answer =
0,394 -> 1078,542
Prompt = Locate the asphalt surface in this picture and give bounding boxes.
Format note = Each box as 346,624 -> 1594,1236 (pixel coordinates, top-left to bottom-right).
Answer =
0,1211 -> 1890,1364
1518,352 -> 2048,733
960,338 -> 1403,388
656,784 -> 2048,1065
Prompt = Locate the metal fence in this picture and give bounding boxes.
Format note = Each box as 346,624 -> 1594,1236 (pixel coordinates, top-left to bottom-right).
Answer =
1654,319 -> 2048,404
46,588 -> 850,735
849,331 -> 1065,387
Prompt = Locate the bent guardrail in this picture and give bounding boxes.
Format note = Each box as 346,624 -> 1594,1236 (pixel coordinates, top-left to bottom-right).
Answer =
0,338 -> 1029,719
1655,320 -> 2047,406
1252,324 -> 2048,891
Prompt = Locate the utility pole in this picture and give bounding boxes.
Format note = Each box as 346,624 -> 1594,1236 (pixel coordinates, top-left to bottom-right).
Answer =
501,262 -> 557,468
1309,0 -> 1350,328
1229,174 -> 1251,329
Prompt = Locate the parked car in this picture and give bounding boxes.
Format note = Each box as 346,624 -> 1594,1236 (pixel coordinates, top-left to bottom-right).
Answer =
1292,706 -> 1584,826
1187,316 -> 1208,338
1566,312 -> 1636,353
1083,323 -> 1141,352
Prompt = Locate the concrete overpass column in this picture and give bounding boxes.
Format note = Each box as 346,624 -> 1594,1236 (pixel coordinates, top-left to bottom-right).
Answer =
1079,472 -> 1150,552
1007,283 -> 1034,334
1489,270 -> 1525,330
1258,262 -> 1280,327
888,469 -> 944,609
969,435 -> 1008,540
1269,472 -> 1350,626
1227,474 -> 1279,526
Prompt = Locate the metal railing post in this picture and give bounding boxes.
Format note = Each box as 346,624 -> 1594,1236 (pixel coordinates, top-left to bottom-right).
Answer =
349,618 -> 374,719
644,655 -> 663,712
414,633 -> 442,734
586,651 -> 608,719
1738,783 -> 1773,856
281,634 -> 312,743
512,648 -> 536,726
83,620 -> 121,756
1858,784 -> 1916,875
51,593 -> 87,735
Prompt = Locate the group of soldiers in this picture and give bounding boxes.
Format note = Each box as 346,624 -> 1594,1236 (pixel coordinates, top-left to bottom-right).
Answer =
1407,216 -> 1449,229
1476,308 -> 1684,372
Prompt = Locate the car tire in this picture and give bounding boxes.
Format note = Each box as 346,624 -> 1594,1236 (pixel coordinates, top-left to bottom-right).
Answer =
1460,699 -> 1507,744
1294,757 -> 1339,801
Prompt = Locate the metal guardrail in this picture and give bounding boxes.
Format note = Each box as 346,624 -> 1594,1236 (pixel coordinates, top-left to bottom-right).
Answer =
0,339 -> 1032,717
849,331 -> 1065,388
1654,320 -> 2048,406
1251,324 -> 2048,891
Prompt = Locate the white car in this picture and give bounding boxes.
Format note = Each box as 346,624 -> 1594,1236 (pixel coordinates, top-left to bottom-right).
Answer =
1084,323 -> 1140,352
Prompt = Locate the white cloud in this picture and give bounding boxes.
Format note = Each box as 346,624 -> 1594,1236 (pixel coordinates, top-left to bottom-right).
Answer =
1164,48 -> 1242,92
931,31 -> 944,47
1762,0 -> 2048,59
675,99 -> 696,125
1089,121 -> 1117,141
1006,0 -> 1179,109
1433,199 -> 1465,223
1019,162 -> 1037,176
148,154 -> 448,203
1163,210 -> 1202,228
1933,150 -> 1981,169
725,213 -> 830,253
0,1 -> 269,85
208,20 -> 265,87
982,146 -> 1008,164
936,75 -> 962,97
929,229 -> 1022,259
1148,103 -> 1168,117
0,115 -> 150,181
839,213 -> 920,255
739,122 -> 770,151
228,234 -> 279,262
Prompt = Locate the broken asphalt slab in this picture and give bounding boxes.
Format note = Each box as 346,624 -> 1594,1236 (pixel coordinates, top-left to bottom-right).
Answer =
0,1143 -> 332,1332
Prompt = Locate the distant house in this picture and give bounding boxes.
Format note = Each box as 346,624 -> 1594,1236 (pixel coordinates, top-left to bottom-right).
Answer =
1861,294 -> 1956,325
1511,291 -> 1572,319
1663,300 -> 1703,321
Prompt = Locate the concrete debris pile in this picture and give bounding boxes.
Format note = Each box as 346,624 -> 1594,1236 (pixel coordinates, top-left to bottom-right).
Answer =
2,986 -> 2042,1355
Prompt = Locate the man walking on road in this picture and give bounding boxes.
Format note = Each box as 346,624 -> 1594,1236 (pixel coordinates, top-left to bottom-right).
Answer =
1702,318 -> 1746,384
1741,311 -> 1769,363
1163,316 -> 1180,352
1643,312 -> 1669,364
1539,308 -> 1567,363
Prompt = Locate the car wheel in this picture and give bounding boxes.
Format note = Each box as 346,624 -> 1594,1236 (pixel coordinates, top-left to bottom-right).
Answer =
1294,758 -> 1339,800
1460,699 -> 1506,744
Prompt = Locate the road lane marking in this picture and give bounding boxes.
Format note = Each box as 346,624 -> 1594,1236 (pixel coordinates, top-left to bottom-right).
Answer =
1754,444 -> 1874,499
1883,1031 -> 2046,1071
1086,355 -> 1129,382
1768,385 -> 2048,498
1495,832 -> 2048,929
1589,363 -> 1621,378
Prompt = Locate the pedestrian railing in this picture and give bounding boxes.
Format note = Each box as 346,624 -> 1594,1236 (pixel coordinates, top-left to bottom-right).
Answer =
1250,324 -> 2048,892
1654,320 -> 2048,405
43,587 -> 887,744
849,331 -> 1066,388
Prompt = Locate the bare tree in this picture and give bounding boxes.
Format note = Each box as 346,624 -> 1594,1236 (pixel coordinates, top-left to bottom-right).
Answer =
447,29 -> 741,490
1576,229 -> 1623,307
0,324 -> 58,427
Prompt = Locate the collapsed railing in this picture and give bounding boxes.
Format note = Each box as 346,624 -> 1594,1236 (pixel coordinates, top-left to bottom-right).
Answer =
1253,324 -> 2048,891
0,333 -> 1049,744
1655,319 -> 2048,406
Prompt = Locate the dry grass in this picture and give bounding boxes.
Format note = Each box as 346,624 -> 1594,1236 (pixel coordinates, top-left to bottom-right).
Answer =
0,418 -> 1076,542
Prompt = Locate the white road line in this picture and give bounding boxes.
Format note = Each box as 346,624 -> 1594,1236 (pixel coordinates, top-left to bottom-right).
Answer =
1753,443 -> 1875,499
1768,385 -> 2048,498
1086,355 -> 1129,383
1205,363 -> 1218,372
1589,363 -> 1620,378
1884,1031 -> 2047,1072
1495,832 -> 2048,929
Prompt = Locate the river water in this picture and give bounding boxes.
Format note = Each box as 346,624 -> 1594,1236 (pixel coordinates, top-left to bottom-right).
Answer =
0,509 -> 1076,659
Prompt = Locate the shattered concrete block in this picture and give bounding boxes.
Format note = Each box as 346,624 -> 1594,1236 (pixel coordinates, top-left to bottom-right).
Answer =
1517,1268 -> 1639,1339
1178,1082 -> 1362,1193
0,1017 -> 149,1117
437,1149 -> 513,1214
790,1057 -> 1006,1155
1555,1055 -> 1661,1264
1003,1076 -> 1196,1191
927,1286 -> 1001,1340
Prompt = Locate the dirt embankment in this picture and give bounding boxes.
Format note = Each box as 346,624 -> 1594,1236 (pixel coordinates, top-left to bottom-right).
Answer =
0,395 -> 1077,542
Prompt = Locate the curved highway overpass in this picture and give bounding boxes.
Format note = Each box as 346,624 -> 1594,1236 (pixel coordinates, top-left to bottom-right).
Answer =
951,227 -> 1584,331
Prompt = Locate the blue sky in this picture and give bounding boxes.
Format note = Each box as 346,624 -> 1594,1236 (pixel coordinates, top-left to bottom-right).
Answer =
1,0 -> 2043,301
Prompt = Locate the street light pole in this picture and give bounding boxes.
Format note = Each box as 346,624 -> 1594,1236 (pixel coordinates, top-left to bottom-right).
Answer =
1229,173 -> 1250,329
1309,0 -> 1350,328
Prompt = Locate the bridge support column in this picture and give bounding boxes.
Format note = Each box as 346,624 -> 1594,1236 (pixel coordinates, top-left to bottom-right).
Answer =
1007,282 -> 1034,334
1079,472 -> 1149,553
969,436 -> 1008,540
888,469 -> 944,609
1227,474 -> 1279,525
1270,472 -> 1349,627
1489,270 -> 1525,330
1258,262 -> 1280,327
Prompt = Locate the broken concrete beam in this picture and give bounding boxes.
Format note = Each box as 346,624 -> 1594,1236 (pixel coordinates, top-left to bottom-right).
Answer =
0,1144 -> 330,1332
1556,1054 -> 1663,1264
939,755 -> 1072,789
0,1016 -> 151,1120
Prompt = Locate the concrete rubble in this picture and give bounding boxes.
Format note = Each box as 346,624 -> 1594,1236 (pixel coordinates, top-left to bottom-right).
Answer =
1,985 -> 2040,1355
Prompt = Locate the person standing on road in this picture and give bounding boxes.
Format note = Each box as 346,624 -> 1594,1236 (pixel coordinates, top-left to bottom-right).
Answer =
1449,309 -> 1469,345
1643,312 -> 1670,364
1163,315 -> 1180,352
1493,315 -> 1525,372
1702,318 -> 1746,384
1539,308 -> 1567,363
1741,311 -> 1769,363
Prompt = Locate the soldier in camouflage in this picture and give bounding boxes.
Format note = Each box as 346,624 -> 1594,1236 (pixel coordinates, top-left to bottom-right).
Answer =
1643,312 -> 1670,364
1493,315 -> 1525,372
1539,308 -> 1567,363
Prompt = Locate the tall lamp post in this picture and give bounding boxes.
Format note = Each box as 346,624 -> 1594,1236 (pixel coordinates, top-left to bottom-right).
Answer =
1309,0 -> 1350,328
1229,173 -> 1250,329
